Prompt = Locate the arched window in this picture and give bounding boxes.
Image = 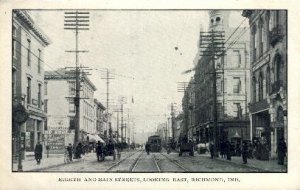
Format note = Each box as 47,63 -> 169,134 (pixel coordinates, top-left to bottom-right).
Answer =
252,76 -> 256,102
266,66 -> 271,95
274,53 -> 283,82
258,18 -> 264,57
265,11 -> 270,50
251,24 -> 257,61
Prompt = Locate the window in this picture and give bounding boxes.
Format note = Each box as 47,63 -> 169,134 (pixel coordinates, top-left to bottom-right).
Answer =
258,72 -> 264,101
44,99 -> 48,113
44,82 -> 47,95
27,77 -> 31,104
12,39 -> 17,58
69,116 -> 75,130
216,77 -> 223,94
38,49 -> 41,73
217,103 -> 223,118
27,39 -> 31,66
38,84 -> 41,108
233,50 -> 241,68
266,67 -> 270,95
258,18 -> 264,57
234,103 -> 242,119
69,99 -> 75,113
12,68 -> 16,98
274,54 -> 283,82
233,77 -> 241,94
216,17 -> 221,22
69,81 -> 75,96
252,76 -> 256,102
251,24 -> 257,62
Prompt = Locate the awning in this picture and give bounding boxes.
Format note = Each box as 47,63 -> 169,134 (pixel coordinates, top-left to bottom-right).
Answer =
87,134 -> 105,143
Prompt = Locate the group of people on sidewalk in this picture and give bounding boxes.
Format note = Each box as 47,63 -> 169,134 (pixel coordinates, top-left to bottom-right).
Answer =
208,138 -> 287,165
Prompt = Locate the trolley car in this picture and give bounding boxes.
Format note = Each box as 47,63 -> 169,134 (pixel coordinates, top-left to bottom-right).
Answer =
147,135 -> 162,152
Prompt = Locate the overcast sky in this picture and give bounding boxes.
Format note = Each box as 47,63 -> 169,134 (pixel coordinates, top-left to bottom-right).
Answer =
30,10 -> 245,143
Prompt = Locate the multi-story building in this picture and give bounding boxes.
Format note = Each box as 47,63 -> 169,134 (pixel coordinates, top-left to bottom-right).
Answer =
181,77 -> 196,141
94,99 -> 106,136
242,10 -> 287,159
193,10 -> 251,146
12,10 -> 51,158
44,68 -> 97,153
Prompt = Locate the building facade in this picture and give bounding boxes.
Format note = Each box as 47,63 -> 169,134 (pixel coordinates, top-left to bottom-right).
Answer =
44,68 -> 98,153
12,10 -> 50,158
94,99 -> 106,136
193,10 -> 251,146
242,10 -> 287,159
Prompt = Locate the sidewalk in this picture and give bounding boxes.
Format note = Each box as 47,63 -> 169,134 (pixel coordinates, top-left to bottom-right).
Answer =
12,153 -> 84,172
198,153 -> 287,172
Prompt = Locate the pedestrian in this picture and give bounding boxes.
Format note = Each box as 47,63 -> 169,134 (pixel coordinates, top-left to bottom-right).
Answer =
277,138 -> 287,165
34,141 -> 43,165
220,141 -> 226,158
96,141 -> 104,161
236,142 -> 241,157
75,142 -> 83,159
67,143 -> 73,162
225,140 -> 231,160
209,141 -> 215,159
145,142 -> 150,155
242,141 -> 248,164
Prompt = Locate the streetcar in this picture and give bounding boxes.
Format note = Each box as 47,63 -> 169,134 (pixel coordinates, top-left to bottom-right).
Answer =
147,135 -> 162,152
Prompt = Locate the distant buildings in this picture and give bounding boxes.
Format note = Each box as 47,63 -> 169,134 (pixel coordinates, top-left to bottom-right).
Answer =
12,10 -> 51,158
44,68 -> 105,153
242,10 -> 287,159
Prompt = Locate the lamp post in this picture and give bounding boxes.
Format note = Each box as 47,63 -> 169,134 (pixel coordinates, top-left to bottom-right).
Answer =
13,97 -> 28,172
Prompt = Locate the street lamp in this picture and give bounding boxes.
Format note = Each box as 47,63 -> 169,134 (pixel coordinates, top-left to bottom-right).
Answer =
13,97 -> 28,171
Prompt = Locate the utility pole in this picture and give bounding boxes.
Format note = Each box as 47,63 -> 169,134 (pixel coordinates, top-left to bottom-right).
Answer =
118,96 -> 127,143
101,69 -> 115,140
177,81 -> 193,140
169,103 -> 176,146
199,30 -> 225,157
64,11 -> 89,147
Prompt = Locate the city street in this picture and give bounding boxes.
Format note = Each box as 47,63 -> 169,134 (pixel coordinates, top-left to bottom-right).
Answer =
35,149 -> 272,172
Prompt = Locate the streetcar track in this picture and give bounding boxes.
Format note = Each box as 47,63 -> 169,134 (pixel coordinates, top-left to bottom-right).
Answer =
159,152 -> 189,172
105,150 -> 142,172
152,154 -> 161,172
130,150 -> 144,172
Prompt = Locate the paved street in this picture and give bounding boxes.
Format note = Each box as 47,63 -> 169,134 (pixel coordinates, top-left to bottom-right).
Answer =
26,149 -> 285,172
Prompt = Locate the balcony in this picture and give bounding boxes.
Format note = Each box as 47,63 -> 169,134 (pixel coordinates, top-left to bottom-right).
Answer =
269,26 -> 284,47
270,80 -> 283,94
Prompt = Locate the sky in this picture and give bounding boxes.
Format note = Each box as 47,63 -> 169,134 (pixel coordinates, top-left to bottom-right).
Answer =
29,10 -> 245,143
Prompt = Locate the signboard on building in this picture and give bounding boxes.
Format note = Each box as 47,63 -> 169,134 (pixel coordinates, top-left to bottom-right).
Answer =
47,134 -> 65,153
48,116 -> 69,131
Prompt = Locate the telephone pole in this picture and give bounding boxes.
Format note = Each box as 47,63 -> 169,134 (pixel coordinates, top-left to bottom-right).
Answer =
118,96 -> 127,143
64,11 -> 89,146
101,69 -> 115,140
199,30 -> 225,157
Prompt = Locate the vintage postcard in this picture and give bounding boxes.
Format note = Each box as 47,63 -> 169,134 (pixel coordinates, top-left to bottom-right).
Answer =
1,0 -> 300,189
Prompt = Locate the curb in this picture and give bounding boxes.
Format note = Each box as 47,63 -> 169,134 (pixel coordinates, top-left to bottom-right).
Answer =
28,158 -> 83,172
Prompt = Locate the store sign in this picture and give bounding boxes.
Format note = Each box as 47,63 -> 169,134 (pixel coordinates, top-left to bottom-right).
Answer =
47,134 -> 65,151
48,116 -> 68,131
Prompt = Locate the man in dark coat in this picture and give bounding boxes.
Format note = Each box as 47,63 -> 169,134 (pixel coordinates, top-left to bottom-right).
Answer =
277,138 -> 287,165
75,142 -> 83,159
225,140 -> 231,160
67,143 -> 73,162
209,141 -> 215,159
242,141 -> 248,164
34,141 -> 43,165
96,141 -> 104,161
145,143 -> 150,155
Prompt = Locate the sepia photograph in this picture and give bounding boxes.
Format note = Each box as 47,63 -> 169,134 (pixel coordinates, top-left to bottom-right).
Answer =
11,9 -> 288,173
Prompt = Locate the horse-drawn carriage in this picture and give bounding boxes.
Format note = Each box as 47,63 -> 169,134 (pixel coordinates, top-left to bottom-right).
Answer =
96,141 -> 121,161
